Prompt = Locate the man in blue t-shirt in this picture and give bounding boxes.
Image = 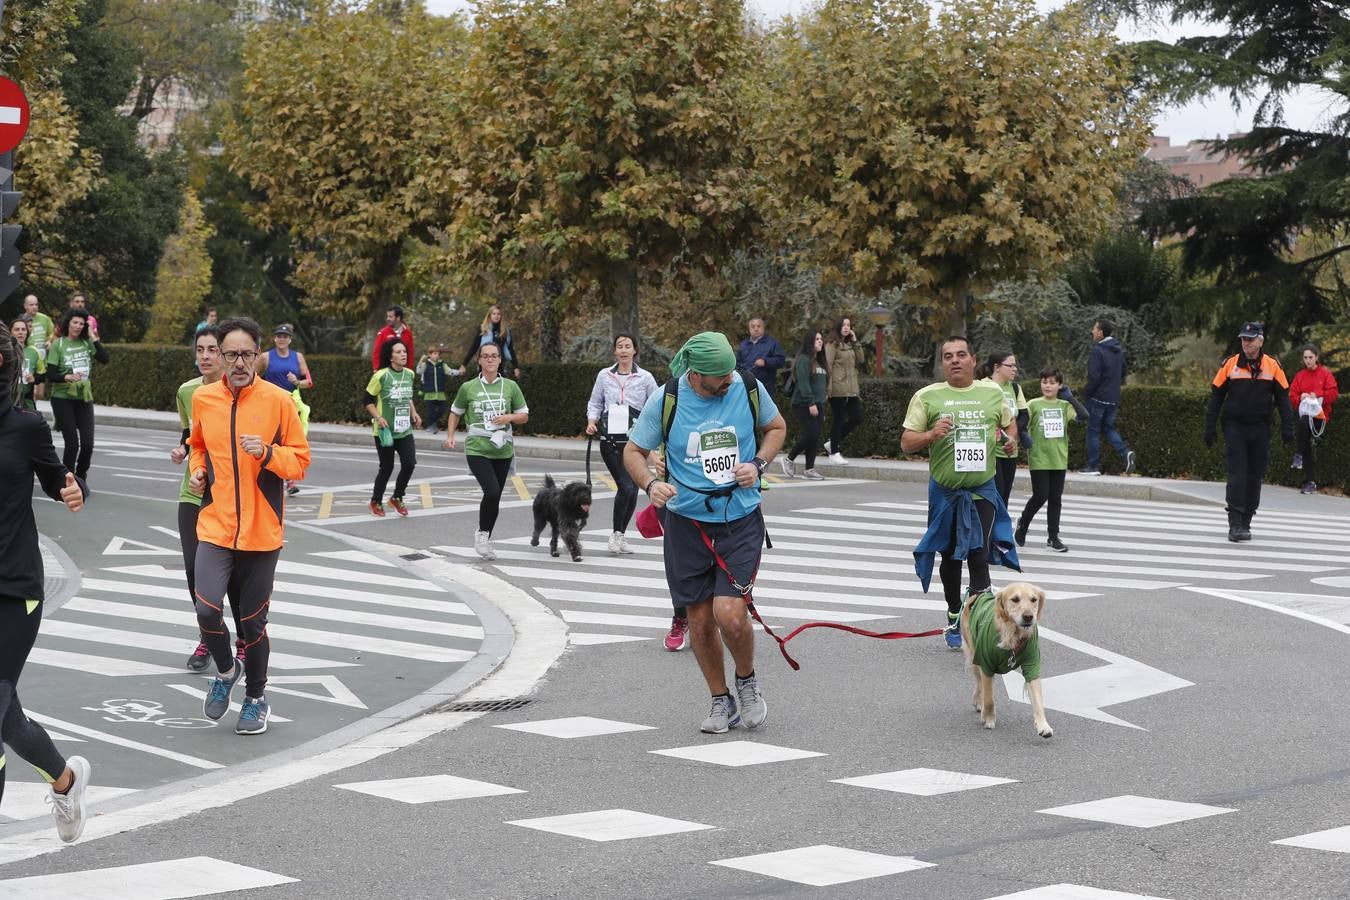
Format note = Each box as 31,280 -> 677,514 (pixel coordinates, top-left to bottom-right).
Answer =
625,332 -> 786,735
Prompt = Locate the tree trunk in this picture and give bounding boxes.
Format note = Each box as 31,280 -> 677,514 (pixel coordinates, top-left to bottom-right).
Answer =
603,259 -> 640,345
539,278 -> 563,362
364,243 -> 403,356
932,281 -> 970,379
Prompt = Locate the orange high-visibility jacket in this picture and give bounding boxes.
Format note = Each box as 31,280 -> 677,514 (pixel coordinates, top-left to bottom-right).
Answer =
189,377 -> 311,551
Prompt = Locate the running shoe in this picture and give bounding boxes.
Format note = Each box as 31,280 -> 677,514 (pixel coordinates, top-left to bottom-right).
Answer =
186,640 -> 210,671
828,452 -> 849,465
700,693 -> 741,734
1291,453 -> 1304,470
802,468 -> 824,480
734,673 -> 767,729
1124,450 -> 1137,475
779,456 -> 796,478
1014,522 -> 1028,547
368,500 -> 385,517
287,483 -> 300,496
1302,481 -> 1318,494
474,531 -> 496,560
203,658 -> 244,721
48,755 -> 91,844
943,615 -> 962,651
389,497 -> 409,517
823,440 -> 832,454
1047,537 -> 1068,552
664,615 -> 690,651
606,531 -> 633,555
1078,468 -> 1102,476
236,695 -> 270,736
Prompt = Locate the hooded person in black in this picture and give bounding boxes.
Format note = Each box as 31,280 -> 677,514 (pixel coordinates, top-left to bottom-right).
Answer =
1082,318 -> 1136,475
0,323 -> 94,842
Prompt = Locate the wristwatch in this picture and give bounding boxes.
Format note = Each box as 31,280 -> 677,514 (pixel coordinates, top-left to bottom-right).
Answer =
752,456 -> 768,474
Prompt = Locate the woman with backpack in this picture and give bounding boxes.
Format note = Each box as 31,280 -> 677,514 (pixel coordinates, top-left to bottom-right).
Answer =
780,329 -> 829,481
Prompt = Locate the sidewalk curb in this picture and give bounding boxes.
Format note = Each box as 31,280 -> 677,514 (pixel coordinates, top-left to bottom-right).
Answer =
75,402 -> 1226,506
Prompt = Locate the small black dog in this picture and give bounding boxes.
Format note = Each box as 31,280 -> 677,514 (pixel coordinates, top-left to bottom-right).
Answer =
531,474 -> 592,561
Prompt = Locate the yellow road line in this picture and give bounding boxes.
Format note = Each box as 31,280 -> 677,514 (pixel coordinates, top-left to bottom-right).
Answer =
420,482 -> 434,509
598,474 -> 617,491
317,492 -> 334,520
511,475 -> 530,501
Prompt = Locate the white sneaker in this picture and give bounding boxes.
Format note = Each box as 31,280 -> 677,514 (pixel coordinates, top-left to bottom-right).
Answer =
49,755 -> 91,843
607,531 -> 632,554
823,440 -> 832,454
828,452 -> 848,465
779,456 -> 796,478
474,531 -> 496,560
802,468 -> 825,480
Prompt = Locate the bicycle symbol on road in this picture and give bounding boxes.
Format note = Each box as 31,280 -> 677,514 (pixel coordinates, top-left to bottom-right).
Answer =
82,698 -> 216,729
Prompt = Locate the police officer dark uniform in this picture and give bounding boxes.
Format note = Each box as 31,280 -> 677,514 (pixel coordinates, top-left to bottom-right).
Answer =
1203,322 -> 1294,542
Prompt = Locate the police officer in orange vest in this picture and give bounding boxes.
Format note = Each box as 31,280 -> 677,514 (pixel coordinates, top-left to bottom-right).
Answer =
1204,322 -> 1294,542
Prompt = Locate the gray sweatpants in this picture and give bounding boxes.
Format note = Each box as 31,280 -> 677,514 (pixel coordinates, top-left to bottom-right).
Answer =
194,543 -> 279,698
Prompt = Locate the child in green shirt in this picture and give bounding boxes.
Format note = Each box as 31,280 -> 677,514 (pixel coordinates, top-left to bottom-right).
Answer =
1015,367 -> 1088,552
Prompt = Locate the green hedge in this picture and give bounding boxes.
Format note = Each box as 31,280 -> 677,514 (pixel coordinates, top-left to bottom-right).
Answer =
90,344 -> 1349,492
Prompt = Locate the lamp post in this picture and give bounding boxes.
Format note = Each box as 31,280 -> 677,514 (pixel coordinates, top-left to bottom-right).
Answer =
866,302 -> 892,377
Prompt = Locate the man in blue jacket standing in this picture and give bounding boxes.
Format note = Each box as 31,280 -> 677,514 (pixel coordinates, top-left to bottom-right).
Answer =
736,317 -> 786,391
1081,318 -> 1136,476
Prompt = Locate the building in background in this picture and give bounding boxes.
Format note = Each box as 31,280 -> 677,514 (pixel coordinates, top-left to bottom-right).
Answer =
1145,134 -> 1255,187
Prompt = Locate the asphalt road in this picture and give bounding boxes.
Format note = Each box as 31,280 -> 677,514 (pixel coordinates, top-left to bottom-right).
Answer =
3,423 -> 1349,899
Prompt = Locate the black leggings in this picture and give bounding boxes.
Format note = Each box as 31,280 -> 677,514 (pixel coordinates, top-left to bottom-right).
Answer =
1018,469 -> 1066,539
467,454 -> 513,534
1296,415 -> 1319,483
599,440 -> 638,533
937,497 -> 995,616
178,503 -> 243,634
995,456 -> 1017,505
194,544 -> 279,698
0,598 -> 68,803
373,435 -> 417,502
828,396 -> 864,455
788,403 -> 822,469
50,397 -> 95,480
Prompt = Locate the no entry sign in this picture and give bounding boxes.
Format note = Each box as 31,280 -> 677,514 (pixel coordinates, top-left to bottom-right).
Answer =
0,77 -> 30,155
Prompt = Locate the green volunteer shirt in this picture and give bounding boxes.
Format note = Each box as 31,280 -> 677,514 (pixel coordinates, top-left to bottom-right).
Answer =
451,375 -> 528,459
980,377 -> 1027,459
176,377 -> 205,505
46,336 -> 98,402
26,312 -> 54,358
967,590 -> 1042,680
903,380 -> 1012,489
1026,396 -> 1076,471
366,367 -> 417,440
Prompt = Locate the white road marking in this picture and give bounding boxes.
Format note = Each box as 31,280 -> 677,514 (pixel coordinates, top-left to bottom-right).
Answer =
27,647 -> 182,677
39,619 -> 360,670
266,675 -> 366,709
537,587 -> 890,623
334,774 -> 525,804
0,856 -> 298,899
711,845 -> 933,887
164,684 -> 293,723
25,712 -> 222,770
102,536 -> 178,556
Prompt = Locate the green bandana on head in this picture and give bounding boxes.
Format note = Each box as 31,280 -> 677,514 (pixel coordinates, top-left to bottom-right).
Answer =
669,332 -> 736,378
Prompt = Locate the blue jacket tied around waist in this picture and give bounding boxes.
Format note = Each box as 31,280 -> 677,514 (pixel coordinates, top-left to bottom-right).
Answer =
913,478 -> 1022,591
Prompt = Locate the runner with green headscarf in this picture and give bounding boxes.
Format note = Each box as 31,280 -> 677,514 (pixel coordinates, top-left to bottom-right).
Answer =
625,332 -> 787,735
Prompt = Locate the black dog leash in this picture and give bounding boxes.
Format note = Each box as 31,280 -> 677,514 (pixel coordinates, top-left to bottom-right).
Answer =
585,435 -> 593,486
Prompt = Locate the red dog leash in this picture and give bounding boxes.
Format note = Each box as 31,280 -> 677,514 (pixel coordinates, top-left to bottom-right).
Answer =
693,522 -> 943,671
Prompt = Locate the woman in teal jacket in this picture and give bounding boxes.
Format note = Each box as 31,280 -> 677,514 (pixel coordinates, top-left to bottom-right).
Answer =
780,329 -> 829,480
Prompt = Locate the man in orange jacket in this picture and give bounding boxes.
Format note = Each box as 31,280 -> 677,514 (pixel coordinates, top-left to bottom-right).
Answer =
188,317 -> 311,735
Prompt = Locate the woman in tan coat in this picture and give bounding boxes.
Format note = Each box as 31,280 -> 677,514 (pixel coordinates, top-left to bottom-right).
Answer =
824,315 -> 866,464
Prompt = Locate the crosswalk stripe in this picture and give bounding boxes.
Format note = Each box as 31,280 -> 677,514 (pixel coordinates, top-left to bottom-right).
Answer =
26,712 -> 222,771
562,610 -> 693,630
309,550 -> 398,568
60,598 -> 475,662
274,560 -> 447,592
27,647 -> 183,677
40,620 -> 360,670
98,567 -> 475,617
0,856 -> 297,899
535,588 -> 892,623
64,596 -> 485,641
817,505 -> 1350,550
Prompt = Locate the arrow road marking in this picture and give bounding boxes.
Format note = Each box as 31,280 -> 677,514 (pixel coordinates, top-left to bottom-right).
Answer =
997,627 -> 1194,731
265,675 -> 366,709
103,536 -> 180,556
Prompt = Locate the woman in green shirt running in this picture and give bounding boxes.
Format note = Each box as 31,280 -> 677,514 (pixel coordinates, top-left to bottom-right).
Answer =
444,341 -> 529,559
45,310 -> 109,482
8,318 -> 43,411
364,339 -> 422,517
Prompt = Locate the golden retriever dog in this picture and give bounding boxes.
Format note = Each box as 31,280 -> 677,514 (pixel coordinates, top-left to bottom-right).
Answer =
960,582 -> 1052,738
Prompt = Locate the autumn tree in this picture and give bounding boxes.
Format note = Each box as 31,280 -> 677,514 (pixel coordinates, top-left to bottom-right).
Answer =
145,188 -> 214,342
437,0 -> 755,342
749,0 -> 1151,340
225,0 -> 466,334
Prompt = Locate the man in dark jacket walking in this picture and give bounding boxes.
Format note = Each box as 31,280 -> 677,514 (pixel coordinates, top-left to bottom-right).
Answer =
736,317 -> 786,391
1082,318 -> 1136,476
